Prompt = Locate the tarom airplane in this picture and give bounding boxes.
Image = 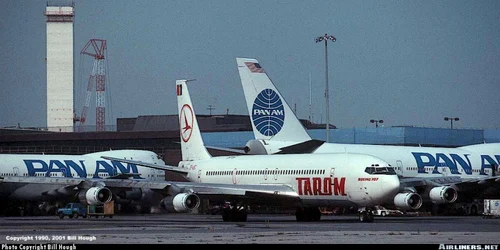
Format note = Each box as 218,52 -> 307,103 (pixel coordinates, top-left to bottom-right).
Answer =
0,149 -> 168,215
103,79 -> 404,223
233,57 -> 500,214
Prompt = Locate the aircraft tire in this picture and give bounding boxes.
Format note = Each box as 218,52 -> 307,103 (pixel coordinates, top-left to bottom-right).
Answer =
295,207 -> 305,222
222,209 -> 230,222
236,210 -> 247,222
311,207 -> 321,221
367,212 -> 374,222
471,205 -> 478,216
359,211 -> 367,222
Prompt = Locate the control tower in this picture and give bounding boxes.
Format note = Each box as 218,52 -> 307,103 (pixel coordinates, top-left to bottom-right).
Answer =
45,4 -> 74,132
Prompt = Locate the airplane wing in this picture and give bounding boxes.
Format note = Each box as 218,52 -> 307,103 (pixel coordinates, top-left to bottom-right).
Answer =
164,181 -> 301,211
1,176 -> 173,195
451,176 -> 500,200
174,182 -> 298,199
100,156 -> 189,174
107,173 -> 142,179
399,175 -> 500,205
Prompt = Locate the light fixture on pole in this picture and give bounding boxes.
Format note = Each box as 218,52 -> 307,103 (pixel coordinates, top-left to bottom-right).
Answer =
370,119 -> 384,128
444,117 -> 459,129
315,33 -> 336,143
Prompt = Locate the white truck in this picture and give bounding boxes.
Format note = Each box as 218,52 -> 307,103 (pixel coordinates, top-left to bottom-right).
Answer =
483,199 -> 500,218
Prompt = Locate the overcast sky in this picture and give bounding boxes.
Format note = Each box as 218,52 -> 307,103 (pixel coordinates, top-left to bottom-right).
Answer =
1,0 -> 499,130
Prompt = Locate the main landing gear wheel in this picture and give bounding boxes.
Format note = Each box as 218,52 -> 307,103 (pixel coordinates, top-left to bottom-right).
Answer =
222,205 -> 247,222
359,211 -> 374,222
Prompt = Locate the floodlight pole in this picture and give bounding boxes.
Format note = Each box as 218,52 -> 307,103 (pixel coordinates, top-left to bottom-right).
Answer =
444,117 -> 459,129
315,33 -> 336,143
370,119 -> 384,128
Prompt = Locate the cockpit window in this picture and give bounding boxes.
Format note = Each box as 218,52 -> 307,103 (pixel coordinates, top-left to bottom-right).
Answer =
365,165 -> 397,175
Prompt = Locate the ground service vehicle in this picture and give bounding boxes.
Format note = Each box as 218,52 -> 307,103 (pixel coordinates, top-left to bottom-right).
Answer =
483,199 -> 500,218
371,205 -> 404,217
57,203 -> 87,219
87,201 -> 114,218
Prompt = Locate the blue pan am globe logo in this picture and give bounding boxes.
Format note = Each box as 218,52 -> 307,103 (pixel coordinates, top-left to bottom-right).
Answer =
251,89 -> 285,136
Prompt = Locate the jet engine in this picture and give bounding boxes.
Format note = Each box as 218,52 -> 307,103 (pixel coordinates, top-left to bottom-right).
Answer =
169,193 -> 201,212
393,192 -> 423,210
244,139 -> 269,155
78,187 -> 113,206
429,186 -> 458,204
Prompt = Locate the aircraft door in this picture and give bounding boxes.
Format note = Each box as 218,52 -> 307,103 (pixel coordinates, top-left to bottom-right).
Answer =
396,160 -> 403,176
13,167 -> 19,177
274,168 -> 278,181
264,168 -> 268,181
149,168 -> 157,181
232,168 -> 237,184
198,169 -> 202,183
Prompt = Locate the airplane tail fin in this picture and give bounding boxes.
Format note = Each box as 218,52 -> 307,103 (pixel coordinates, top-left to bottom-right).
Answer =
176,79 -> 212,161
236,57 -> 312,142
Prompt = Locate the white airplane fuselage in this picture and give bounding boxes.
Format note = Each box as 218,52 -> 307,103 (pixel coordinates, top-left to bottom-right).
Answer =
177,153 -> 400,207
0,150 -> 165,201
255,140 -> 499,180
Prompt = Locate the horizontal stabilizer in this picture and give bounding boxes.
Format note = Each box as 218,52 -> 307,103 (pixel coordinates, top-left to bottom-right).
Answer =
276,139 -> 325,154
204,145 -> 247,155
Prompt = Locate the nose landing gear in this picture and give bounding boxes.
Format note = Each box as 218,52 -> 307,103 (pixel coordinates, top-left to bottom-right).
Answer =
358,207 -> 375,222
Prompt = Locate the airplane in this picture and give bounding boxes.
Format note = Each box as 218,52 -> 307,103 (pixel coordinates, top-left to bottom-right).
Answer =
103,79 -> 404,223
0,149 -> 169,216
234,57 -> 500,214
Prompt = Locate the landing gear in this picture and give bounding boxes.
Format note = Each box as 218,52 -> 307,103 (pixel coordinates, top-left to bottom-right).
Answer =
358,208 -> 374,223
295,207 -> 321,222
221,202 -> 248,222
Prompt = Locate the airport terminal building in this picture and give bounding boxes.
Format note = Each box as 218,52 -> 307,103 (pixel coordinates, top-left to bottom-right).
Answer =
1,114 -> 500,167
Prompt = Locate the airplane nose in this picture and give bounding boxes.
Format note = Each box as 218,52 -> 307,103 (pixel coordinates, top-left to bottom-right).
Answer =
383,176 -> 401,197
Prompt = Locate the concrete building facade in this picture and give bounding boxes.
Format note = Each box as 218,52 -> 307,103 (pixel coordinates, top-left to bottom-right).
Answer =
45,5 -> 74,132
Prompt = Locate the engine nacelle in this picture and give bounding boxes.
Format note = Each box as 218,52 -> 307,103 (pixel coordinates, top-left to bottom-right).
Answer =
171,193 -> 201,212
244,140 -> 298,155
244,139 -> 269,155
429,186 -> 458,204
79,187 -> 113,206
393,192 -> 423,210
